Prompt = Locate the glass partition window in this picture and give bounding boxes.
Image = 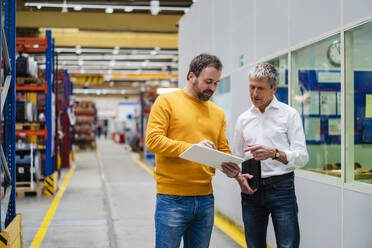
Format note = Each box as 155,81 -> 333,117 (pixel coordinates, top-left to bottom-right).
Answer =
345,21 -> 372,184
291,34 -> 341,176
213,76 -> 232,141
267,54 -> 288,104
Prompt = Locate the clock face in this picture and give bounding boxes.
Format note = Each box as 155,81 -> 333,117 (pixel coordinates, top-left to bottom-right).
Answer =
327,41 -> 341,66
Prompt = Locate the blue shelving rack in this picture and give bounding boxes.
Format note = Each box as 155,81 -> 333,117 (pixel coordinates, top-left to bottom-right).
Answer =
1,0 -> 16,229
45,30 -> 55,177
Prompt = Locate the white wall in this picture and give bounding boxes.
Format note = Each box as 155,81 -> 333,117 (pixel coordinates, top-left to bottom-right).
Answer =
76,97 -> 137,119
179,1 -> 372,247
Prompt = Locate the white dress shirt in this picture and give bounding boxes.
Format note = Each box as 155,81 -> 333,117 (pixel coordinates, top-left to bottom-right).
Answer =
232,96 -> 309,178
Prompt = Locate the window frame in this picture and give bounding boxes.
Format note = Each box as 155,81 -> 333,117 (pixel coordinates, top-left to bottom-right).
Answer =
229,16 -> 372,194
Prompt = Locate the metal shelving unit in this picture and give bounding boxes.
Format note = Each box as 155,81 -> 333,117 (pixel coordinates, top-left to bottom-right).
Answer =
60,70 -> 72,168
16,31 -> 55,178
1,0 -> 16,229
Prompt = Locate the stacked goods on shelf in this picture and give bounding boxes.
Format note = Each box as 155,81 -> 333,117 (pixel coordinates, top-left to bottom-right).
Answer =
14,32 -> 56,195
73,101 -> 97,150
15,67 -> 47,193
16,53 -> 41,84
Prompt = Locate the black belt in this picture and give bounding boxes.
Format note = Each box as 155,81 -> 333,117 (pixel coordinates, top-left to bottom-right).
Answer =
261,172 -> 294,186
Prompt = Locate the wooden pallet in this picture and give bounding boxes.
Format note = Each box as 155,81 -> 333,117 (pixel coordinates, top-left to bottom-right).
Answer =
16,77 -> 43,85
74,141 -> 97,152
15,181 -> 43,197
15,122 -> 40,130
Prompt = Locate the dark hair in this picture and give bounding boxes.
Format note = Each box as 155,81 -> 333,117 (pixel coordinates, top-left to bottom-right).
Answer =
187,53 -> 223,80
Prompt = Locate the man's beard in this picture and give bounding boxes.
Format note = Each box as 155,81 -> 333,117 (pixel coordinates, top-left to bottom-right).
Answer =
193,79 -> 214,101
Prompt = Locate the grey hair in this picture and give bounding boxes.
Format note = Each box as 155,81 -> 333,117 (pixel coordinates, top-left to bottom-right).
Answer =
248,62 -> 279,88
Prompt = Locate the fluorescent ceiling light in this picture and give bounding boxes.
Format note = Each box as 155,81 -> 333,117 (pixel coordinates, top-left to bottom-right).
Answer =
62,0 -> 68,13
157,88 -> 180,95
73,88 -> 140,95
54,47 -> 177,55
150,0 -> 160,15
105,8 -> 114,14
124,7 -> 133,12
73,5 -> 82,11
24,2 -> 189,14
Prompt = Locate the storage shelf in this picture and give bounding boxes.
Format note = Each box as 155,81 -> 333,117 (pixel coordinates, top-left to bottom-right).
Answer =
16,84 -> 47,93
15,129 -> 47,137
75,112 -> 96,116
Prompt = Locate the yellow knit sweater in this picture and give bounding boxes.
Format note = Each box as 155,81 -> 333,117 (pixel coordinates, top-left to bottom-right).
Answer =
146,90 -> 231,196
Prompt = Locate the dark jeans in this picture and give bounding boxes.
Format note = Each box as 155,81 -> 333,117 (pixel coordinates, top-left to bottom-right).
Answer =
155,194 -> 214,248
241,177 -> 300,248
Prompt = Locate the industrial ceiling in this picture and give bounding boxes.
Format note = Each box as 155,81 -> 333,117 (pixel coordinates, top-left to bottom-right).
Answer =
16,0 -> 194,96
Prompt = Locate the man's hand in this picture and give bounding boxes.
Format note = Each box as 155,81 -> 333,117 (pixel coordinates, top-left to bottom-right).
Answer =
244,144 -> 275,161
236,173 -> 257,195
221,162 -> 240,178
197,139 -> 216,149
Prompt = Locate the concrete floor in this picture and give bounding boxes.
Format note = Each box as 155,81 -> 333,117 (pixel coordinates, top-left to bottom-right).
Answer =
18,139 -> 241,247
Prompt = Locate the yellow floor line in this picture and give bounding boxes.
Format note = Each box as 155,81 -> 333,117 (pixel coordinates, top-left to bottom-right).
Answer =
131,156 -> 154,176
96,148 -> 102,160
214,215 -> 247,247
30,164 -> 76,248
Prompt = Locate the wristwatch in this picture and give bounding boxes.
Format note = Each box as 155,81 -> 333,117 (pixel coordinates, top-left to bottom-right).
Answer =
273,149 -> 280,159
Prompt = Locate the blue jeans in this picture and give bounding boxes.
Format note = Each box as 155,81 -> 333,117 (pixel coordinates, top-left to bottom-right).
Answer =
241,177 -> 300,248
155,194 -> 214,248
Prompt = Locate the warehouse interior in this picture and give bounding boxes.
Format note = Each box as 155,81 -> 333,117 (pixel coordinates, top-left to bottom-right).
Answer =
4,1 -> 245,247
1,0 -> 372,247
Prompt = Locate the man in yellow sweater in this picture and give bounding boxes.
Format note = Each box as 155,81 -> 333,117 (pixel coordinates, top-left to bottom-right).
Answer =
146,53 -> 232,248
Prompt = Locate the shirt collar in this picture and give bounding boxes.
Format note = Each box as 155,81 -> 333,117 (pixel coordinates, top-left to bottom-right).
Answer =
249,96 -> 280,113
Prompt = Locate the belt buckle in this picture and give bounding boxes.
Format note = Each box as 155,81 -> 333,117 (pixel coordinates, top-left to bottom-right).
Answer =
262,178 -> 267,186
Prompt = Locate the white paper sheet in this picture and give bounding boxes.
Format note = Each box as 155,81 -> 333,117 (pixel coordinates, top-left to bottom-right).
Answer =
304,117 -> 321,141
179,144 -> 244,171
303,91 -> 319,115
320,91 -> 337,115
328,118 -> 341,135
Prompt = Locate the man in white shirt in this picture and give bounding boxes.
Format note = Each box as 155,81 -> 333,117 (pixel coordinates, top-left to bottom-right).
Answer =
222,63 -> 308,248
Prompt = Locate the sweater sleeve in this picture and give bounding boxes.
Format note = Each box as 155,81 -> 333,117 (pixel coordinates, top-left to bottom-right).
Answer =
145,95 -> 192,157
217,114 -> 232,154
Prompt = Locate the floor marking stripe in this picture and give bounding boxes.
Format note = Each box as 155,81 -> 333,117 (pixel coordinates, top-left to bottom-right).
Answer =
214,215 -> 246,247
30,164 -> 76,248
95,145 -> 117,248
131,156 -> 154,176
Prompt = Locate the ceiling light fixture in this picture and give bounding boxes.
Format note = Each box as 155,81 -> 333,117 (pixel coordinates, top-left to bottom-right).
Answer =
24,2 -> 189,15
61,0 -> 68,13
157,88 -> 180,95
105,8 -> 114,14
73,5 -> 82,11
150,0 -> 160,15
124,7 -> 133,12
112,46 -> 120,55
75,45 -> 82,54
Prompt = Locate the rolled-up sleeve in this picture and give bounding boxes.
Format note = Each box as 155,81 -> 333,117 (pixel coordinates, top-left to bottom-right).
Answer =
284,111 -> 309,168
